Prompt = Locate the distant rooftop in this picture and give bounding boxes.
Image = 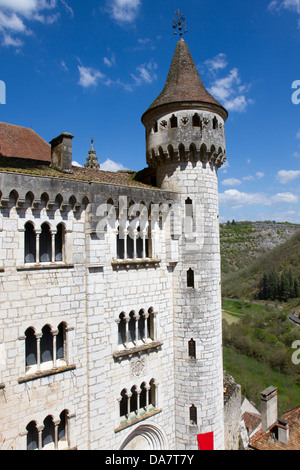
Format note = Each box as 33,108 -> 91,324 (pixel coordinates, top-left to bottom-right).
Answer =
0,122 -> 51,162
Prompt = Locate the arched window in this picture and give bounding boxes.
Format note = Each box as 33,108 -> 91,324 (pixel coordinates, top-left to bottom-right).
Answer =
187,268 -> 195,288
120,389 -> 128,420
56,322 -> 66,360
40,325 -> 53,364
25,327 -> 37,368
26,421 -> 38,450
129,311 -> 136,343
42,415 -> 55,449
130,386 -> 138,416
136,226 -> 143,259
24,222 -> 36,263
147,307 -> 155,340
118,313 -> 126,345
117,226 -> 125,259
170,114 -> 178,128
39,223 -> 52,262
138,309 -> 145,341
140,382 -> 147,411
213,116 -> 218,130
55,223 -> 64,262
58,410 -> 68,448
149,379 -> 156,409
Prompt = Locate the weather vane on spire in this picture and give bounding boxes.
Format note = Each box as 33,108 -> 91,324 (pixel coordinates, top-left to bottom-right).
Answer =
173,9 -> 187,37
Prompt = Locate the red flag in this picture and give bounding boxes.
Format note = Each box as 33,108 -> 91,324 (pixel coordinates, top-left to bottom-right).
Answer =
197,432 -> 214,450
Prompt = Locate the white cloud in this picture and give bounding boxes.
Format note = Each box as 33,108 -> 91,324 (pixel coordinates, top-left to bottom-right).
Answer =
130,61 -> 158,87
269,0 -> 300,26
221,178 -> 242,186
207,65 -> 252,113
0,0 -> 72,46
219,189 -> 298,208
271,192 -> 298,203
77,60 -> 157,92
204,53 -> 228,74
107,0 -> 141,23
243,172 -> 265,181
276,169 -> 300,183
78,66 -> 106,88
101,158 -> 129,172
103,54 -> 116,68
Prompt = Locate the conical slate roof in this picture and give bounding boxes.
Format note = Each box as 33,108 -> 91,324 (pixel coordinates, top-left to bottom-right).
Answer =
142,39 -> 228,122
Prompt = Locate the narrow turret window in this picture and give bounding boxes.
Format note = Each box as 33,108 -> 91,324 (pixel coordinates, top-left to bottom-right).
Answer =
187,268 -> 195,288
190,405 -> 197,425
192,113 -> 201,128
188,339 -> 196,359
170,114 -> 178,128
213,116 -> 218,130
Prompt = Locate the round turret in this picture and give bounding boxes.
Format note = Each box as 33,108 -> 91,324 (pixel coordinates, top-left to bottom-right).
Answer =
141,39 -> 228,186
141,38 -> 228,450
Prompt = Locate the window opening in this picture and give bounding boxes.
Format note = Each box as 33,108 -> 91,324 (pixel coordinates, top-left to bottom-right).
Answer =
120,389 -> 128,420
58,410 -> 67,444
117,227 -> 125,259
213,117 -> 218,130
56,322 -> 66,360
25,222 -> 36,263
188,339 -> 196,359
42,416 -> 55,448
187,268 -> 195,288
170,114 -> 178,128
26,421 -> 38,450
192,113 -> 201,127
190,405 -> 197,425
118,313 -> 126,345
39,223 -> 52,262
55,223 -> 64,262
25,327 -> 37,368
40,325 -> 53,363
185,198 -> 193,218
129,311 -> 136,343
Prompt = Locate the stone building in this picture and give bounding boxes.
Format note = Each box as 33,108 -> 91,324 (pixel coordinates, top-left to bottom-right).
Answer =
0,38 -> 227,450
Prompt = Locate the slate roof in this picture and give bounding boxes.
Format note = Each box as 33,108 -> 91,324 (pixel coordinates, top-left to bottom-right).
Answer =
0,122 -> 51,162
142,38 -> 228,122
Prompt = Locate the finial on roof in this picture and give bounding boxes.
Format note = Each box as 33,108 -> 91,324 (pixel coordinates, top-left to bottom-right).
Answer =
173,9 -> 187,37
85,137 -> 100,170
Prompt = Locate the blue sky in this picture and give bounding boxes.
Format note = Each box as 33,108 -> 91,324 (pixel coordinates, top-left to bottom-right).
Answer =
1,0 -> 300,223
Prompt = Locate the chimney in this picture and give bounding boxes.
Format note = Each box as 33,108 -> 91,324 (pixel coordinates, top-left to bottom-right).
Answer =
50,132 -> 74,173
277,418 -> 289,446
261,386 -> 278,433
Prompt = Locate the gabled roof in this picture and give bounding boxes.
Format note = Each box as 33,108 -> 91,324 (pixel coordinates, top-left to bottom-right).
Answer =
142,38 -> 228,122
0,122 -> 51,162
